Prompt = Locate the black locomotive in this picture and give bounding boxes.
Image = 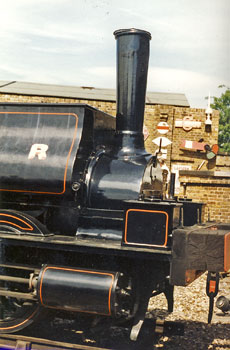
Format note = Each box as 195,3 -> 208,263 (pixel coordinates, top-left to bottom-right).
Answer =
0,28 -> 229,341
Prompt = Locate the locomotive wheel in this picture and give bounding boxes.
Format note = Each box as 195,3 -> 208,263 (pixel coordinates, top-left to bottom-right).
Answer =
0,265 -> 40,333
0,298 -> 40,333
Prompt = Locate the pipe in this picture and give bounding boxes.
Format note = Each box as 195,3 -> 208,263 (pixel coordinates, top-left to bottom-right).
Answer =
0,275 -> 29,284
113,28 -> 151,155
0,290 -> 36,300
169,173 -> 176,199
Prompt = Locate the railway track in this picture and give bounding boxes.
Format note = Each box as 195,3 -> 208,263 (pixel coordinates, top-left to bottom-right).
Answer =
0,333 -> 109,350
0,315 -> 184,350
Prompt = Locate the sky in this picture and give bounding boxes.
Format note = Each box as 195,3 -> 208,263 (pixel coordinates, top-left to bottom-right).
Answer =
0,0 -> 229,108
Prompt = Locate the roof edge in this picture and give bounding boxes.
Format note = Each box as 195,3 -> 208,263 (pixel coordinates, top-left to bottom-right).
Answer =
0,80 -> 190,107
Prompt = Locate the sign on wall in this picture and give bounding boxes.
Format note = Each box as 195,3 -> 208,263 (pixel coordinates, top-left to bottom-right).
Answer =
175,116 -> 201,131
152,136 -> 172,147
157,122 -> 169,134
172,164 -> 192,194
180,140 -> 206,151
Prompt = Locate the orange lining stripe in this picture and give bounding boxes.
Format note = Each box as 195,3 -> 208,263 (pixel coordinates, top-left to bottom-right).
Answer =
0,307 -> 39,331
157,126 -> 169,130
0,213 -> 33,231
124,209 -> 169,247
39,266 -> 114,316
0,112 -> 78,195
224,232 -> 230,272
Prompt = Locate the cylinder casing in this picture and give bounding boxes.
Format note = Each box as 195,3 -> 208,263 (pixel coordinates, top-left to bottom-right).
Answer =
37,266 -> 119,316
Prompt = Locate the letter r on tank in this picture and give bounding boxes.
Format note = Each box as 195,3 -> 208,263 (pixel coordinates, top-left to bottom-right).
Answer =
28,144 -> 48,160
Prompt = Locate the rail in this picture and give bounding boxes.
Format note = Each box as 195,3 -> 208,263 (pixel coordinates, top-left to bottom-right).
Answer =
0,333 -> 109,350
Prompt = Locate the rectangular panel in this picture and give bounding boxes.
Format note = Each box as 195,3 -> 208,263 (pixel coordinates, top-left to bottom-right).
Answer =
123,209 -> 169,247
0,112 -> 78,195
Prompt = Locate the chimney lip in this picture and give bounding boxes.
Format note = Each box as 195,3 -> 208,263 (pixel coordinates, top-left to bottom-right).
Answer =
113,28 -> 151,40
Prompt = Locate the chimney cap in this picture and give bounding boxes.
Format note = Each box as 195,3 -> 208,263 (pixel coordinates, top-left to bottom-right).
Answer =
113,28 -> 151,40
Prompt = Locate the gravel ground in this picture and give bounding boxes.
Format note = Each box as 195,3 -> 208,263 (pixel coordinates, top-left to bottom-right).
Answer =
148,273 -> 230,350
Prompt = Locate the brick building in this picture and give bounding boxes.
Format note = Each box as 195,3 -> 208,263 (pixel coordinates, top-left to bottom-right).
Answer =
0,80 -> 229,223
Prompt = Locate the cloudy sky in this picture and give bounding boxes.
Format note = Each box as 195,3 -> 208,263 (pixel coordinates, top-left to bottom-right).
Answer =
0,0 -> 229,107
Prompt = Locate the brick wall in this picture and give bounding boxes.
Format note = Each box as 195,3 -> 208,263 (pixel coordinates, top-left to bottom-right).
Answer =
0,93 -> 117,117
179,172 -> 230,223
144,104 -> 220,171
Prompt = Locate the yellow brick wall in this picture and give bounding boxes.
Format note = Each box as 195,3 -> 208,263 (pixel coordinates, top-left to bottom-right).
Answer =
144,104 -> 220,171
179,174 -> 230,223
0,93 -> 117,117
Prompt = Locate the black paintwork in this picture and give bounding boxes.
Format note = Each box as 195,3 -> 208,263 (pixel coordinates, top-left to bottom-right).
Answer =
87,28 -> 161,211
114,28 -> 151,155
179,200 -> 204,226
37,265 -> 119,315
122,200 -> 181,248
0,104 -> 115,200
87,154 -> 154,209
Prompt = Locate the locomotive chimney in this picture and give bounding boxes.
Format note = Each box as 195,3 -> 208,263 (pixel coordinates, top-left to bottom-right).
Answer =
113,28 -> 151,155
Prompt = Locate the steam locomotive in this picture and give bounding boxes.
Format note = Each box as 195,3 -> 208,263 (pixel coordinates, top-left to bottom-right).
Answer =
0,28 -> 229,341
